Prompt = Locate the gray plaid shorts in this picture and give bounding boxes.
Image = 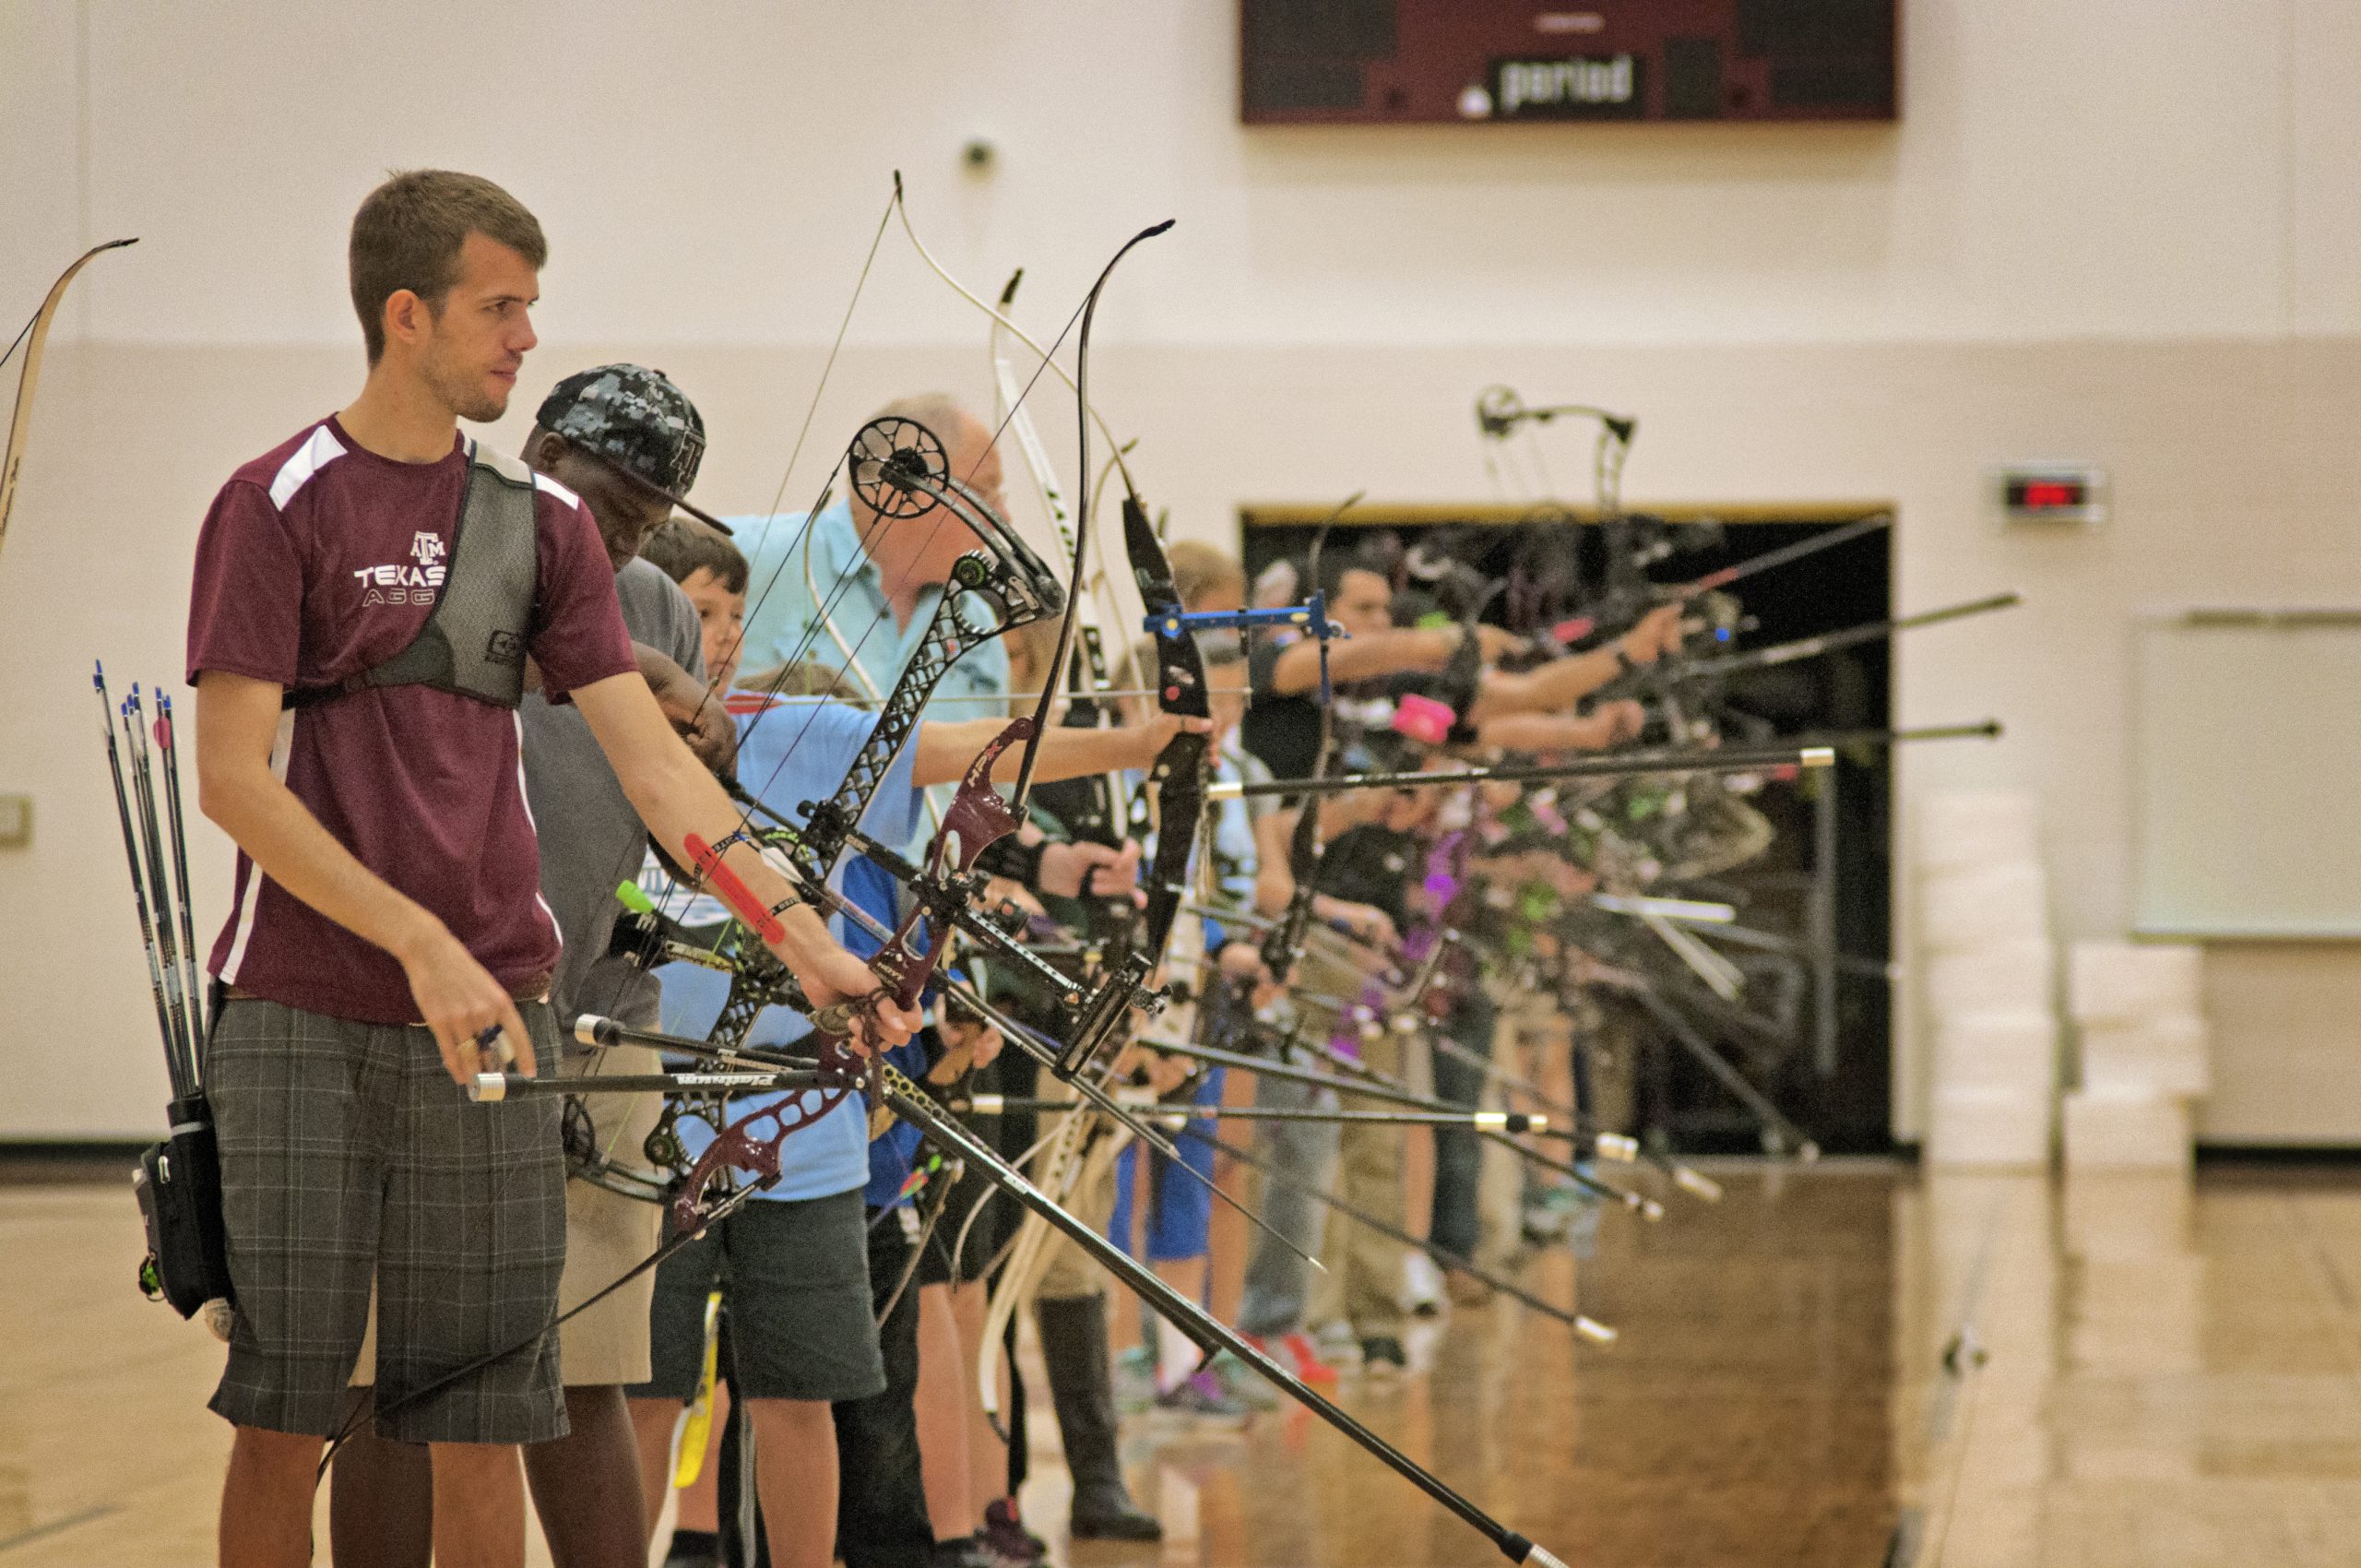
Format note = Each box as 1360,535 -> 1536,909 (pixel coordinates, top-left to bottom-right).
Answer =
205,998 -> 568,1444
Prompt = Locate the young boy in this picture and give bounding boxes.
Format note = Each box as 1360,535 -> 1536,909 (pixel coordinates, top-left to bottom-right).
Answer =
643,516 -> 748,695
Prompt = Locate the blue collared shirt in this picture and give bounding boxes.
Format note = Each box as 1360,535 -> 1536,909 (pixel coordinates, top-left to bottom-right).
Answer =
651,697 -> 923,1203
729,500 -> 1011,846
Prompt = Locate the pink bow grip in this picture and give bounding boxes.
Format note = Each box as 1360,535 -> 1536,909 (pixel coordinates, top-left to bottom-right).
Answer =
1394,693 -> 1454,745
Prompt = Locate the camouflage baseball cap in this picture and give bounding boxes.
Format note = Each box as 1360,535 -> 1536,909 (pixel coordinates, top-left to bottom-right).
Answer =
536,364 -> 730,532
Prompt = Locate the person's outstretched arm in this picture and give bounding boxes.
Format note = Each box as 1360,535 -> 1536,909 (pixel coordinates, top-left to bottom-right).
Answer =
574,672 -> 919,1049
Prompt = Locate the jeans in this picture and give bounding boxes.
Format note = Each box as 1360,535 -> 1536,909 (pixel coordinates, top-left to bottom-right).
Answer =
1235,1069 -> 1340,1338
1428,987 -> 1497,1263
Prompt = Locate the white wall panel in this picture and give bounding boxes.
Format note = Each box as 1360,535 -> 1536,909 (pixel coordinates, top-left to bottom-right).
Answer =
0,0 -> 2335,349
3,2 -> 2358,1140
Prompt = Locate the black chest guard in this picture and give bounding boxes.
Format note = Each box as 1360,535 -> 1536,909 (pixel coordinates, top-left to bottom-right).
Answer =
288,441 -> 541,711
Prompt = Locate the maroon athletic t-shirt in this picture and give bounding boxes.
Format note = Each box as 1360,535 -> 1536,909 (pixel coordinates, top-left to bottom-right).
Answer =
186,415 -> 636,1025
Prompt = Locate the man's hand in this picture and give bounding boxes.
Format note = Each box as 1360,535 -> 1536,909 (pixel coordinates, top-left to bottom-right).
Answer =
1548,860 -> 1599,898
635,645 -> 737,773
987,877 -> 1050,924
768,910 -> 919,1052
1593,698 -> 1645,745
669,693 -> 738,774
1620,604 -> 1683,666
397,921 -> 537,1087
1216,939 -> 1266,984
1216,939 -> 1285,1010
943,1016 -> 1004,1074
1039,839 -> 1145,903
1475,624 -> 1525,661
1316,897 -> 1399,952
1129,710 -> 1215,764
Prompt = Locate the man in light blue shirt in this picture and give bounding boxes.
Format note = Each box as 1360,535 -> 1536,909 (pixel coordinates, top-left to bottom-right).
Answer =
727,394 -> 1013,839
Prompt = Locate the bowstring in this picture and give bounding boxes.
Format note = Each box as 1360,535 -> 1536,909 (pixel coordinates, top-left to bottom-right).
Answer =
577,184 -> 1119,1172
574,184 -> 899,1140
0,309 -> 38,377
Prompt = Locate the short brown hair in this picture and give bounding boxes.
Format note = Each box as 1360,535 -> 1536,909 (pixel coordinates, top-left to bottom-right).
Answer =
641,517 -> 749,594
1168,540 -> 1245,612
740,659 -> 865,701
350,171 -> 547,363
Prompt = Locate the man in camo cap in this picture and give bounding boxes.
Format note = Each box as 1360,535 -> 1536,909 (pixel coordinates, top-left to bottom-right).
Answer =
534,362 -> 733,543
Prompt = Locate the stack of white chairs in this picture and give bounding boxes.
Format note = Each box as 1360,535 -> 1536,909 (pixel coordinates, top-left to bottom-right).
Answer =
1917,791 -> 2058,1167
2064,942 -> 2207,1170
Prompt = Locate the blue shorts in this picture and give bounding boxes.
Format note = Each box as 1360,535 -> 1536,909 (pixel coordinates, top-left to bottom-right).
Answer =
1109,1067 -> 1223,1263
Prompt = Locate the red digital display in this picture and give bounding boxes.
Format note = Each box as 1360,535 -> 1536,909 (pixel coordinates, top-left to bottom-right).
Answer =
1241,0 -> 1899,125
1999,469 -> 2102,522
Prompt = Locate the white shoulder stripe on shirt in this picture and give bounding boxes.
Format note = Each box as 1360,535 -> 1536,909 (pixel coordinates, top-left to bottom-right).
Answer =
531,471 -> 582,508
267,424 -> 348,509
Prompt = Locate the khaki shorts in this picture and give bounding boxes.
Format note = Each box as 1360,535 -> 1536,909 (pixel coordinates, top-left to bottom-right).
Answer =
550,1041 -> 665,1385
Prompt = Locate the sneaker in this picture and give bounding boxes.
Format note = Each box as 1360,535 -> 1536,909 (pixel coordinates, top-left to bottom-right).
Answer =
1277,1330 -> 1342,1384
1359,1336 -> 1407,1380
1523,1175 -> 1602,1245
1154,1366 -> 1251,1422
659,1527 -> 719,1568
1310,1318 -> 1359,1365
1242,1331 -> 1340,1385
1401,1251 -> 1445,1317
928,1537 -> 1002,1568
1114,1344 -> 1157,1412
980,1499 -> 1046,1565
1209,1348 -> 1281,1409
1567,1193 -> 1603,1260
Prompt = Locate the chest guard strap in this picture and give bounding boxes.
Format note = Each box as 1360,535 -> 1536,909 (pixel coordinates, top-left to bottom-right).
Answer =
289,442 -> 541,711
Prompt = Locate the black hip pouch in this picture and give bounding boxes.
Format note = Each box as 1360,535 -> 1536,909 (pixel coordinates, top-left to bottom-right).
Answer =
134,1092 -> 236,1321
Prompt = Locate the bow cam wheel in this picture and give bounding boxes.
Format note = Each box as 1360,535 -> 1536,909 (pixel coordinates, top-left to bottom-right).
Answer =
1476,385 -> 1526,438
850,416 -> 948,519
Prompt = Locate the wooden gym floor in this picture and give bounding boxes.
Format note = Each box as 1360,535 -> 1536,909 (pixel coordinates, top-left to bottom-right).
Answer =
4,1160 -> 2357,1566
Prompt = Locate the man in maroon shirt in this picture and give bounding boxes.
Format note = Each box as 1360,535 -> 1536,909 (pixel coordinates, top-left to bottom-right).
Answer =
190,170 -> 916,1568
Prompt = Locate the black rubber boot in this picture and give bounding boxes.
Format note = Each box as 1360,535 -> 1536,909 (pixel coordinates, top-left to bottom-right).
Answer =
1035,1294 -> 1163,1541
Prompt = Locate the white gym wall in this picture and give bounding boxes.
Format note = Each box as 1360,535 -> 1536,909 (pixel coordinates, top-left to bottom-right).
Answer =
5,0 -> 2357,1142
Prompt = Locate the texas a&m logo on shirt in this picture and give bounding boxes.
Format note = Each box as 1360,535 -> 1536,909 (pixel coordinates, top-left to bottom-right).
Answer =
351,530 -> 448,606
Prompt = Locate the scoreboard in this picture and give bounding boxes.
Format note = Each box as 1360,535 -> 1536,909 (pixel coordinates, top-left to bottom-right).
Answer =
1240,1 -> 1898,125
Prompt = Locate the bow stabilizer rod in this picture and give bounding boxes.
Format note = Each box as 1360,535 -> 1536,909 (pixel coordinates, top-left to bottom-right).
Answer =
878,1080 -> 1578,1566
1211,742 -> 1834,801
1667,591 -> 2023,683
